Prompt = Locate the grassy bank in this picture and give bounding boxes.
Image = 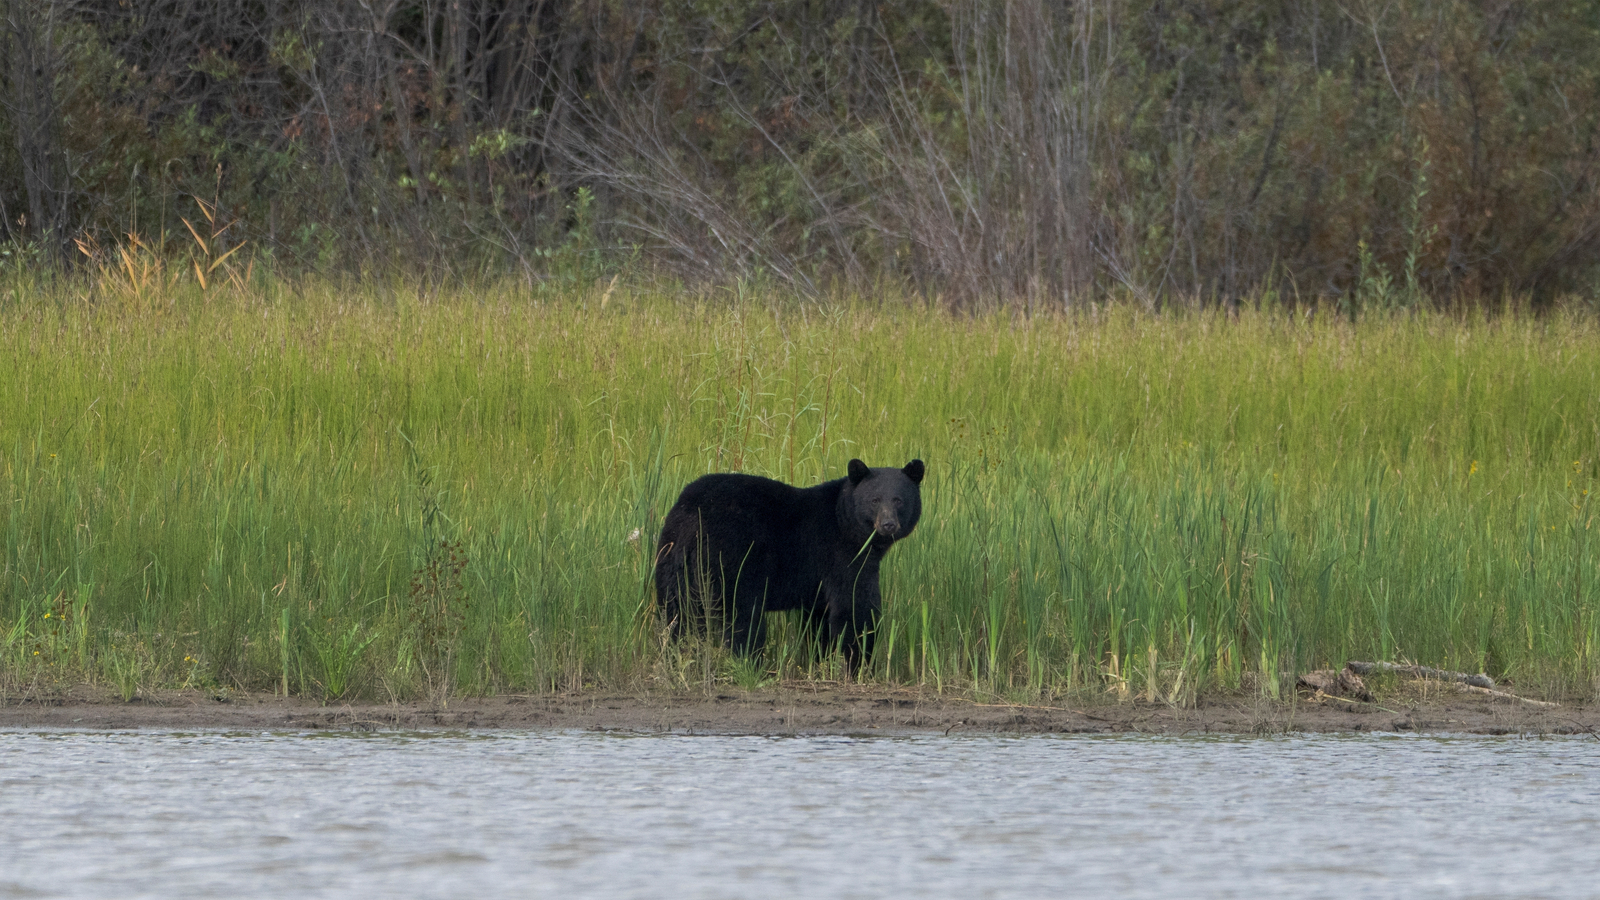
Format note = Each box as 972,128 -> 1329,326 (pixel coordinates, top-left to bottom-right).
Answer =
3,280 -> 1598,702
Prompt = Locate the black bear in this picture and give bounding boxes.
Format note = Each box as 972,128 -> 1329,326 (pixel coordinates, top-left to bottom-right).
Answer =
654,459 -> 925,674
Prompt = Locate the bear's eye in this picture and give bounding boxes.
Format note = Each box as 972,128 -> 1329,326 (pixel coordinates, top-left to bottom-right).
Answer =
893,498 -> 903,508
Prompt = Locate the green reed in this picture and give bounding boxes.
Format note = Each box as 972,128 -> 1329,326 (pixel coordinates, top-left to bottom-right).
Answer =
2,278 -> 1597,701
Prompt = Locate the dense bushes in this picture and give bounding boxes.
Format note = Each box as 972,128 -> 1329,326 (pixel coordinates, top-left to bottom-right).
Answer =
3,0 -> 1598,309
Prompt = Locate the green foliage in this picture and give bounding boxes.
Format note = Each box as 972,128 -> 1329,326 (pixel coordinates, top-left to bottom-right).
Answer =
2,277 -> 1597,703
3,1 -> 1597,304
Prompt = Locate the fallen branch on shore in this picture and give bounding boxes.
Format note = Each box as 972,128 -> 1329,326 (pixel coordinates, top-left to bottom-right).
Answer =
1455,683 -> 1561,708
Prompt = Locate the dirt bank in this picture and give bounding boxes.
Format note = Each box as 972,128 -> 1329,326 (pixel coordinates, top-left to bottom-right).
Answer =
3,682 -> 1597,736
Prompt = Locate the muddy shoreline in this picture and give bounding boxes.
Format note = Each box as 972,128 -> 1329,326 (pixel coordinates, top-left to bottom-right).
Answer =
3,682 -> 1597,735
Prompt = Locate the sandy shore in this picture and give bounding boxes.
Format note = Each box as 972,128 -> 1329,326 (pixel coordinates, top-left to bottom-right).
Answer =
2,682 -> 1596,735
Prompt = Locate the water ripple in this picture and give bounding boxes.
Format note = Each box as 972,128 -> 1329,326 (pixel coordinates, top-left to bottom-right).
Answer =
1,730 -> 1596,899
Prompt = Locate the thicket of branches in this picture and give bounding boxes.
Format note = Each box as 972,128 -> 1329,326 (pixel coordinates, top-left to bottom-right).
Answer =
3,0 -> 1598,309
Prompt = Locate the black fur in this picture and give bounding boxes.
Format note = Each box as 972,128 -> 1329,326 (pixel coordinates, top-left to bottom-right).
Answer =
654,459 -> 925,674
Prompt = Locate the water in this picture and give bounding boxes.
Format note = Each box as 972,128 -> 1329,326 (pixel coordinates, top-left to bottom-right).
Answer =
1,729 -> 1596,899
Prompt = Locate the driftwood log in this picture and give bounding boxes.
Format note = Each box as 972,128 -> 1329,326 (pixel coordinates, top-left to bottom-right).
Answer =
1297,661 -> 1558,708
1345,661 -> 1495,689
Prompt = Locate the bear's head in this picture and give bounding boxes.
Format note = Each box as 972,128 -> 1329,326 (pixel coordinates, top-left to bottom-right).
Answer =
841,459 -> 925,550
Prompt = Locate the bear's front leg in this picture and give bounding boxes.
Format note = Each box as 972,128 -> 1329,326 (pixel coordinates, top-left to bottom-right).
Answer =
824,582 -> 881,679
798,605 -> 829,661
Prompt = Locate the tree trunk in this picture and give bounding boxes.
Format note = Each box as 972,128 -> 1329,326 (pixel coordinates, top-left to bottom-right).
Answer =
2,0 -> 72,263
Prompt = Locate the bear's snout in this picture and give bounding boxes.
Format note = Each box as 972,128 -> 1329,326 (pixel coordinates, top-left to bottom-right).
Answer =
874,514 -> 901,538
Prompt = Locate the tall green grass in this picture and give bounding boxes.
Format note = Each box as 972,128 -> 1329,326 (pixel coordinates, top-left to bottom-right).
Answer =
3,279 -> 1597,701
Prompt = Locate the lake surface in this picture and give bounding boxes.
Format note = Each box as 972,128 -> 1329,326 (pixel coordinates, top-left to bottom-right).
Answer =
1,729 -> 1596,899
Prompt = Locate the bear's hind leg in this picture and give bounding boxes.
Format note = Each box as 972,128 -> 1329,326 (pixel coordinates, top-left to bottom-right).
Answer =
730,591 -> 769,658
654,544 -> 687,641
655,540 -> 718,643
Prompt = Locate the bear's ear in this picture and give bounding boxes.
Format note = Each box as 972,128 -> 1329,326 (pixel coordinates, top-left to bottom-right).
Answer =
903,459 -> 925,484
847,459 -> 871,484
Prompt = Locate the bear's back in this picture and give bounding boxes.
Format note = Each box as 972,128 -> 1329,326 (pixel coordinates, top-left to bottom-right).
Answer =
665,472 -> 834,539
658,472 -> 840,608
